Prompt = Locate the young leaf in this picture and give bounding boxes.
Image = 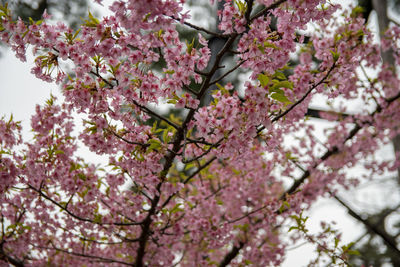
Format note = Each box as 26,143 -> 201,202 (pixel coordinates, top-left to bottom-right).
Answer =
257,73 -> 270,87
270,92 -> 292,104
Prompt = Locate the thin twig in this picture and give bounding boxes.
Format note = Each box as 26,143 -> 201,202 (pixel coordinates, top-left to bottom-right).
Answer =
170,16 -> 227,38
209,59 -> 247,86
35,243 -> 133,266
105,128 -> 149,147
250,0 -> 287,22
27,184 -> 142,226
258,62 -> 336,134
131,99 -> 181,130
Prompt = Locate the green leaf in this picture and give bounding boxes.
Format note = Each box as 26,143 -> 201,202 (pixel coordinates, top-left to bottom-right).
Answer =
334,237 -> 339,248
93,214 -> 102,223
0,3 -> 9,13
167,99 -> 178,104
257,74 -> 270,87
278,201 -> 290,213
147,139 -> 162,153
231,168 -> 241,175
271,80 -> 293,91
234,0 -> 247,15
257,45 -> 265,54
273,71 -> 286,81
54,150 -> 64,155
72,28 -> 81,40
216,83 -> 224,90
88,12 -> 99,24
270,92 -> 292,104
285,151 -> 298,161
244,259 -> 253,265
330,49 -> 340,62
142,12 -> 151,22
82,12 -> 100,27
263,41 -> 278,49
334,33 -> 343,42
351,6 -> 365,18
45,94 -> 56,106
186,38 -> 195,54
162,128 -> 170,143
216,83 -> 229,94
163,69 -> 175,75
77,173 -> 87,181
170,203 -> 184,213
269,87 -> 285,95
347,249 -> 360,256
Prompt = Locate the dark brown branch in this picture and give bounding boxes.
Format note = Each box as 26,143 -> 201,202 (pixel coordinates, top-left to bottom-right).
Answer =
209,59 -> 247,86
89,70 -> 114,88
244,0 -> 255,23
36,244 -> 133,266
250,0 -> 287,22
183,156 -> 217,185
27,184 -> 141,226
105,128 -> 149,147
186,137 -> 214,146
218,241 -> 245,267
0,210 -> 26,267
182,137 -> 224,164
134,194 -> 160,267
169,16 -> 227,38
258,63 -> 336,134
160,156 -> 218,210
333,194 -> 400,258
0,247 -> 25,267
305,108 -> 349,120
182,84 -> 198,96
131,99 -> 181,130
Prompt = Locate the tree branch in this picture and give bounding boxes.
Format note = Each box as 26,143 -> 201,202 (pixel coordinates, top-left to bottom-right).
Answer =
218,241 -> 245,267
333,194 -> 400,258
131,99 -> 181,130
250,0 -> 287,22
27,184 -> 141,226
35,243 -> 133,266
169,16 -> 227,38
258,62 -> 336,134
209,59 -> 247,86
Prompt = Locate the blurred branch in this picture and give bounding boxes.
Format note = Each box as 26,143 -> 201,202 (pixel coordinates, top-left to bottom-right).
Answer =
333,194 -> 400,258
170,15 -> 227,38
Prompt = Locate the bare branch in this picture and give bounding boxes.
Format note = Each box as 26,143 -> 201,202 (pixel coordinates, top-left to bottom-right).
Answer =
209,59 -> 247,86
169,16 -> 227,38
27,184 -> 142,226
333,194 -> 400,258
131,99 -> 181,130
250,0 -> 287,22
35,244 -> 133,266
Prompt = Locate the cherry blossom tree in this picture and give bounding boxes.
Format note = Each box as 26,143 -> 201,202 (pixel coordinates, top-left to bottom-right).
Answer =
0,0 -> 400,266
